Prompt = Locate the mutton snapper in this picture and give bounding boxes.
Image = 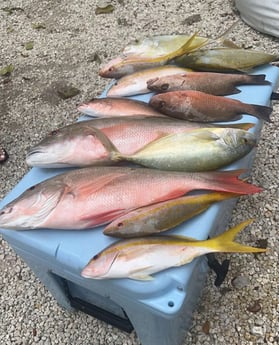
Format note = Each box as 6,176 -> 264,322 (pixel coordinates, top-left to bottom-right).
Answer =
0,167 -> 262,230
110,127 -> 257,172
149,90 -> 272,122
81,219 -> 267,280
104,192 -> 239,238
26,116 -> 254,168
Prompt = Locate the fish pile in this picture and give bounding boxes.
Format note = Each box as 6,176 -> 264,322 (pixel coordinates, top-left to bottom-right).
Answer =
1,32 -> 274,280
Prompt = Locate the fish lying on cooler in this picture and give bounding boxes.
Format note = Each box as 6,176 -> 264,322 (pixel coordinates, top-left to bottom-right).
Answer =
107,65 -> 192,97
0,167 -> 261,230
104,192 -> 239,238
175,48 -> 279,72
149,90 -> 272,122
110,127 -> 257,172
81,219 -> 267,280
78,97 -> 163,117
122,34 -> 209,59
147,72 -> 270,95
26,116 -> 254,168
99,33 -> 207,78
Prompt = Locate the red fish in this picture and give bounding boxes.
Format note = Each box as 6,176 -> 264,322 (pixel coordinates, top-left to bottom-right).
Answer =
147,72 -> 270,95
0,167 -> 261,230
26,116 -> 254,168
78,97 -> 164,117
149,90 -> 272,122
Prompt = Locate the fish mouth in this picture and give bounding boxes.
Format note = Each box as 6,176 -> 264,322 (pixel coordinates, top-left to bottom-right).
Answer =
26,149 -> 44,156
26,149 -> 71,168
26,148 -> 47,166
77,104 -> 96,116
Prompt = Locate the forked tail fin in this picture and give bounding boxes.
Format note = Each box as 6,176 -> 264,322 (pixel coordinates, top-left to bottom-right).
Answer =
201,219 -> 267,254
246,104 -> 273,122
196,169 -> 263,195
245,74 -> 271,86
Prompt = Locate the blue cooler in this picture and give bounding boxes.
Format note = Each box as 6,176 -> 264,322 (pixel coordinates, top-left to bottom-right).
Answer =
1,65 -> 278,345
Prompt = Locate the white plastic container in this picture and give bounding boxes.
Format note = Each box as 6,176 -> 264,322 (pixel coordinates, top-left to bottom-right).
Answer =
235,0 -> 279,37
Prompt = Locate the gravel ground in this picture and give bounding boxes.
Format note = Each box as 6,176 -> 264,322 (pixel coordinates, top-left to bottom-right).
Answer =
0,0 -> 278,344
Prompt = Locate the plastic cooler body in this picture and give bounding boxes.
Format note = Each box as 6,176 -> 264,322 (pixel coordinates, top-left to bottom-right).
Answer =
1,65 -> 278,345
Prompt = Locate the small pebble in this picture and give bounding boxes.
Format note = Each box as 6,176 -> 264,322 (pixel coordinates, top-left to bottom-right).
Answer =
247,300 -> 261,313
231,275 -> 250,289
250,325 -> 266,337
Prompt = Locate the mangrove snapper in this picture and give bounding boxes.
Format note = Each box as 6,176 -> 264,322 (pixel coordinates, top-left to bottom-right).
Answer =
147,72 -> 271,95
149,90 -> 272,122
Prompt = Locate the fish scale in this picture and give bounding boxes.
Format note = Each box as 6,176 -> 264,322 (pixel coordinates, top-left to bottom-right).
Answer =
0,167 -> 261,230
149,90 -> 272,122
26,116 -> 254,168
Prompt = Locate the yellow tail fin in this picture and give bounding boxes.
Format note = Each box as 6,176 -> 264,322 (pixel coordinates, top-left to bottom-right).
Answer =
125,32 -> 209,64
202,219 -> 267,254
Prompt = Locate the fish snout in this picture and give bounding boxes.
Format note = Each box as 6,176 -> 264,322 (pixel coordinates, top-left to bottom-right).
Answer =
0,206 -> 13,216
149,97 -> 166,110
26,147 -> 46,166
0,205 -> 20,229
147,78 -> 170,92
244,132 -> 257,148
147,77 -> 160,89
77,103 -> 90,114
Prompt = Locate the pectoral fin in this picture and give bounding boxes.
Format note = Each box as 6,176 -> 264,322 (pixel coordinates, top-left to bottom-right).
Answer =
74,172 -> 127,196
129,265 -> 155,280
130,273 -> 154,281
188,130 -> 220,141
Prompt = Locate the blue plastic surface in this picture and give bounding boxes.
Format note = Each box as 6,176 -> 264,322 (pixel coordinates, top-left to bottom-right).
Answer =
1,65 -> 279,320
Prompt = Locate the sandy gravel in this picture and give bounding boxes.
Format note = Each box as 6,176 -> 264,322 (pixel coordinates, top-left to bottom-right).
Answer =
0,0 -> 278,344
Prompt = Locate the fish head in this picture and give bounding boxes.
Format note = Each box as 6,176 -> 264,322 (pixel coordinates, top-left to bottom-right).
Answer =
81,249 -> 120,279
0,179 -> 66,230
106,79 -> 131,97
99,57 -> 134,79
77,98 -> 101,116
219,128 -> 257,153
26,125 -> 108,168
149,94 -> 169,112
147,77 -> 171,92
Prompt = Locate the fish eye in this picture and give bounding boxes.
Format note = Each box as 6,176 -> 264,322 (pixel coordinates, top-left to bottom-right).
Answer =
159,101 -> 166,108
117,222 -> 124,228
161,83 -> 169,91
108,67 -> 114,72
2,207 -> 13,215
92,253 -> 100,260
49,129 -> 60,136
